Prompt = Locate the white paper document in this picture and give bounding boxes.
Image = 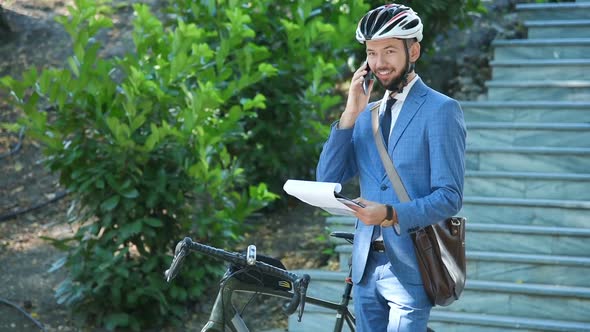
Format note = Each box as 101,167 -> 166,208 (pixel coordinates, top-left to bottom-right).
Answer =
283,179 -> 362,216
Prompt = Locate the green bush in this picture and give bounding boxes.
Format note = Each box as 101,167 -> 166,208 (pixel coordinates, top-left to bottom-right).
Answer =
1,0 -> 277,329
168,0 -> 485,195
166,0 -> 369,194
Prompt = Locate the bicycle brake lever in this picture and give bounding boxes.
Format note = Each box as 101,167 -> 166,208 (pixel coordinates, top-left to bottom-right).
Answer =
297,274 -> 311,322
164,237 -> 192,282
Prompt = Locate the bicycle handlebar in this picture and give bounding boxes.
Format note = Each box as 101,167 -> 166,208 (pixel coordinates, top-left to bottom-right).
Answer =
164,237 -> 310,319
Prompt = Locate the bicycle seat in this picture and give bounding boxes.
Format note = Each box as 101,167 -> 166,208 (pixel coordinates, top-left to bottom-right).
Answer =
330,231 -> 354,242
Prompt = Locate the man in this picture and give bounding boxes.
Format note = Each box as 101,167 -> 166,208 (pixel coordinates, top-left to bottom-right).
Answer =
316,4 -> 466,331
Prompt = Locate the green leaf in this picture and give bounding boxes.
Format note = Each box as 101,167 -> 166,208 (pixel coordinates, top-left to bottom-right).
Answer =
67,56 -> 80,77
104,313 -> 130,330
40,235 -> 77,251
106,117 -> 121,138
241,94 -> 267,111
47,256 -> 68,273
142,218 -> 163,227
55,278 -> 73,305
257,63 -> 278,77
121,188 -> 139,199
100,195 -> 120,211
192,43 -> 214,60
0,122 -> 22,133
118,220 -> 143,240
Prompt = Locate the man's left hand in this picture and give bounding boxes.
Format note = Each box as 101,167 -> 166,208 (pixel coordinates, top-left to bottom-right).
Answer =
346,198 -> 388,226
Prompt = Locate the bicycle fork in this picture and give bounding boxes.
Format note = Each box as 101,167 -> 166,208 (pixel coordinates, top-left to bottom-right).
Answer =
201,278 -> 249,332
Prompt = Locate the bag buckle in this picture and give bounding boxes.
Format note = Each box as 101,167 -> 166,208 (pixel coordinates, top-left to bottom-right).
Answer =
450,218 -> 462,227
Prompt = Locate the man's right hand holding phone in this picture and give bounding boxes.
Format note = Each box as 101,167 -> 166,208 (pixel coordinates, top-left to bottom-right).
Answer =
339,61 -> 373,129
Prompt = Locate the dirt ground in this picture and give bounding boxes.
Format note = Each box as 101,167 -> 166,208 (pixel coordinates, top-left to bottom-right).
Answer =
0,1 -> 334,331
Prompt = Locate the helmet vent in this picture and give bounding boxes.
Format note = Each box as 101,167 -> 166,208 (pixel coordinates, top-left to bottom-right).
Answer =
379,21 -> 398,36
403,19 -> 420,30
389,17 -> 406,29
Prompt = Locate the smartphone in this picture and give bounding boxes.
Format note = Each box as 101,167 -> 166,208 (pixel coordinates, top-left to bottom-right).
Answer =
362,63 -> 372,96
334,191 -> 366,208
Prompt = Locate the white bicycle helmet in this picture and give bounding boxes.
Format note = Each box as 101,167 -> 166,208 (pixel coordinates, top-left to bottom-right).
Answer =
356,4 -> 423,43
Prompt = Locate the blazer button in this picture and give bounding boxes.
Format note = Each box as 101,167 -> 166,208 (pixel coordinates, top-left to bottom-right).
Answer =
380,185 -> 388,191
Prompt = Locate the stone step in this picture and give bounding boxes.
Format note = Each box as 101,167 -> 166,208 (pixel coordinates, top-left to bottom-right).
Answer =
326,216 -> 355,232
290,300 -> 590,332
327,217 -> 590,257
466,122 -> 590,148
289,310 -> 353,332
292,270 -> 350,303
525,19 -> 590,39
460,101 -> 590,123
516,2 -> 590,21
289,270 -> 590,331
449,280 -> 590,322
293,268 -> 590,302
330,197 -> 590,230
461,196 -> 590,228
332,245 -> 590,287
492,38 -> 590,60
465,170 -> 590,200
491,59 -> 590,80
486,80 -> 590,102
467,251 -> 590,288
467,222 -> 590,257
429,311 -> 590,332
467,146 -> 590,173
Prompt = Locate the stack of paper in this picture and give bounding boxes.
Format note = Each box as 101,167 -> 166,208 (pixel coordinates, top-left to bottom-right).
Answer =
283,179 -> 361,216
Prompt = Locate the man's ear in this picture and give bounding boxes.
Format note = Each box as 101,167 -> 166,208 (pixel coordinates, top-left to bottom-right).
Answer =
410,41 -> 421,62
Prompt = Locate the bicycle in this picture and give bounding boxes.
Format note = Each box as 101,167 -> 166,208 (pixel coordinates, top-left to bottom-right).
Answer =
165,231 -> 356,332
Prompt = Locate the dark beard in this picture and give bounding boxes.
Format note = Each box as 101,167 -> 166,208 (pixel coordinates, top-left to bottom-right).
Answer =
375,61 -> 410,93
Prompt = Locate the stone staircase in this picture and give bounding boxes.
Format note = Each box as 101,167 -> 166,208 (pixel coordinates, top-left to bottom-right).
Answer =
289,1 -> 590,331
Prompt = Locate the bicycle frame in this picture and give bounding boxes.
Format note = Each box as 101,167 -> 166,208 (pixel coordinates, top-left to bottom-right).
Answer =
201,268 -> 356,332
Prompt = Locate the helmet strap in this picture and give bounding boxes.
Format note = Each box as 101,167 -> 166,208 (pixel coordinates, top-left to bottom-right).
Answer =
385,39 -> 414,94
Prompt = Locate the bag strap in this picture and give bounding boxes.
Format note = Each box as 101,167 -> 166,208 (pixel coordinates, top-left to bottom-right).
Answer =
370,103 -> 410,203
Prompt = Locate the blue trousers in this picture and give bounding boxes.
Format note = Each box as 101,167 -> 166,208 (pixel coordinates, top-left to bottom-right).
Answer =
353,250 -> 432,332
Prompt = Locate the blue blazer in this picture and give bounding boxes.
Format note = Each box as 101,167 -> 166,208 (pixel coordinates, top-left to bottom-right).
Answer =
317,78 -> 466,285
